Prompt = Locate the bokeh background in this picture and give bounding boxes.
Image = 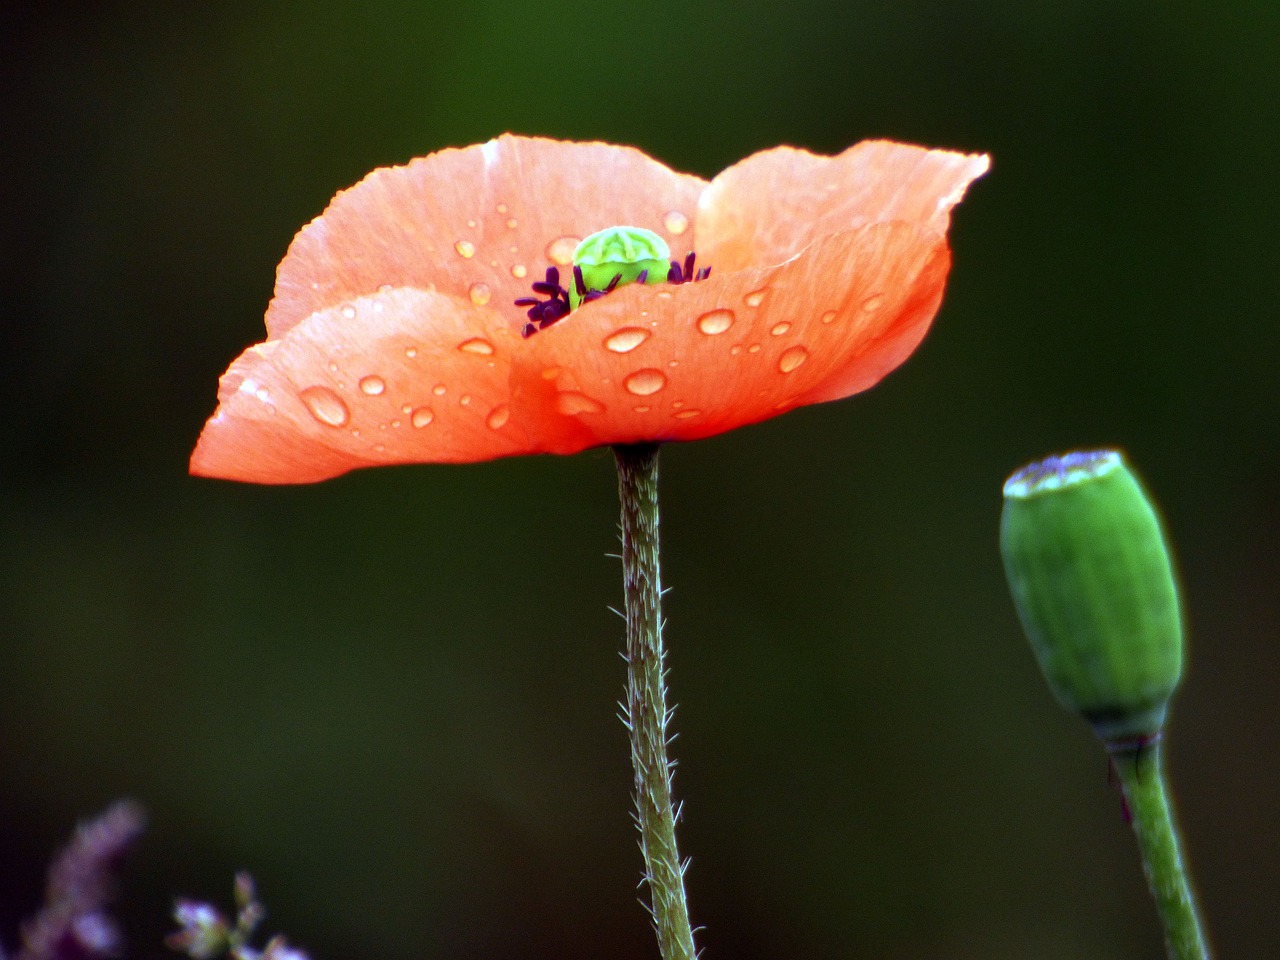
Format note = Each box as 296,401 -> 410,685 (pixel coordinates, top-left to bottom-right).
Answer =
3,1 -> 1277,957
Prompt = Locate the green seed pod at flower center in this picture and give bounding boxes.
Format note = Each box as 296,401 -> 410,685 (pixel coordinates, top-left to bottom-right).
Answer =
570,226 -> 670,309
1000,450 -> 1183,742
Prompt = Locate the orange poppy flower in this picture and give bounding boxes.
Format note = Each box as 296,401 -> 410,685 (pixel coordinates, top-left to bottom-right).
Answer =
190,135 -> 988,483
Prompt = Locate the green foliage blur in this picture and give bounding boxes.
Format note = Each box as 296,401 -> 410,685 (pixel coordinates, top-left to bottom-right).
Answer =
3,1 -> 1277,957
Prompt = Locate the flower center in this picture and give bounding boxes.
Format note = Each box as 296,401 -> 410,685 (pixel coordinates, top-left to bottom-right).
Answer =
514,225 -> 711,339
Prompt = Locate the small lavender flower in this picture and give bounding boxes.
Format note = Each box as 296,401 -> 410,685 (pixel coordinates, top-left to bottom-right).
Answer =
12,800 -> 146,960
167,876 -> 309,960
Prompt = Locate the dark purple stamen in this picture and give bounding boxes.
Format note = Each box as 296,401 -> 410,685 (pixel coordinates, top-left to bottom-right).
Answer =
514,265 -> 572,338
516,246 -> 711,338
665,251 -> 710,286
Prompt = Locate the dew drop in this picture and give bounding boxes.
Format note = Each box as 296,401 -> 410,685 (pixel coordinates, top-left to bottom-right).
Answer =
405,346 -> 418,358
469,282 -> 492,306
299,386 -> 350,427
696,308 -> 735,335
391,419 -> 401,428
401,403 -> 413,414
511,263 -> 528,279
541,366 -> 562,380
359,375 -> 386,396
633,405 -> 651,413
486,405 -> 510,430
466,219 -> 477,229
460,394 -> 472,406
411,407 -> 435,428
673,409 -> 702,420
340,303 -> 357,319
458,337 -> 496,356
454,240 -> 476,259
433,384 -> 447,396
254,386 -> 270,402
555,391 -> 605,415
604,327 -> 651,353
623,369 -> 667,396
506,218 -> 518,229
821,309 -> 838,324
778,345 -> 810,373
730,345 -> 743,356
747,343 -> 762,354
545,235 -> 581,266
496,203 -> 509,214
862,293 -> 885,312
744,288 -> 768,307
770,321 -> 792,336
663,210 -> 689,235
328,362 -> 339,373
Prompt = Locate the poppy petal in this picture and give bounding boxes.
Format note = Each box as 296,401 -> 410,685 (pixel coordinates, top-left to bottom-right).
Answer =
509,220 -> 952,447
266,135 -> 707,340
695,140 -> 989,272
191,289 -> 538,483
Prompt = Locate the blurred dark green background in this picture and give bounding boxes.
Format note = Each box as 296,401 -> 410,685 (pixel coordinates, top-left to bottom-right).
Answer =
3,1 -> 1277,958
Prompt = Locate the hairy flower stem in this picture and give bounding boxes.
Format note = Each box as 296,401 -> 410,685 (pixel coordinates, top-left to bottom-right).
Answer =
1109,740 -> 1211,960
613,443 -> 697,960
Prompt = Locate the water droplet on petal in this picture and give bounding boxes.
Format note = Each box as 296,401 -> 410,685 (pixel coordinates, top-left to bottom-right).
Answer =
454,240 -> 476,259
460,394 -> 472,406
770,321 -> 792,336
862,293 -> 885,312
486,405 -> 510,430
545,236 -> 582,266
747,343 -> 762,354
496,203 -> 509,214
604,327 -> 651,353
778,346 -> 809,373
401,403 -> 413,414
328,362 -> 339,373
696,309 -> 735,335
511,263 -> 527,279
506,218 -> 518,229
469,282 -> 491,306
405,346 -> 418,358
821,309 -> 838,324
744,288 -> 768,307
555,392 -> 605,415
673,409 -> 702,420
466,219 -> 477,229
433,384 -> 447,396
458,337 -> 495,356
340,303 -> 357,319
633,405 -> 651,413
663,211 -> 689,235
359,375 -> 386,396
411,407 -> 435,428
391,419 -> 401,428
541,366 -> 562,380
730,345 -> 743,356
300,386 -> 350,427
624,369 -> 667,396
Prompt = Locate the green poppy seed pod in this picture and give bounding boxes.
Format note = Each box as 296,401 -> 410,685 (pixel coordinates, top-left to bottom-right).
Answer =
1000,450 -> 1183,742
571,226 -> 670,309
